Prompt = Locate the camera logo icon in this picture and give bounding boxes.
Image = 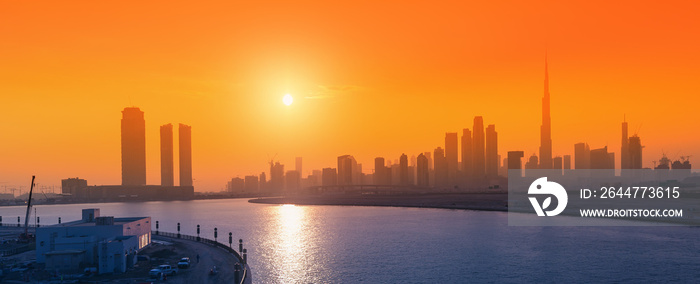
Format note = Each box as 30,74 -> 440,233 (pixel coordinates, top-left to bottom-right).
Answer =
528,177 -> 568,216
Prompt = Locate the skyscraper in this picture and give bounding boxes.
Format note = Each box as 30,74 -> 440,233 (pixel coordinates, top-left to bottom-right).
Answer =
374,157 -> 386,185
445,132 -> 458,185
121,107 -> 146,186
295,157 -> 303,177
553,156 -> 563,173
337,155 -> 357,185
574,142 -> 591,169
416,153 -> 429,187
244,175 -> 259,192
260,172 -> 267,190
629,135 -> 643,169
485,124 -> 498,178
590,146 -> 615,169
160,124 -> 174,186
507,151 -> 524,169
179,123 -> 193,187
434,147 -> 448,188
424,151 -> 433,171
322,168 -> 337,186
621,117 -> 630,169
472,116 -> 486,182
270,162 -> 284,191
507,151 -> 524,178
461,128 -> 472,181
400,153 -> 409,185
539,55 -> 553,169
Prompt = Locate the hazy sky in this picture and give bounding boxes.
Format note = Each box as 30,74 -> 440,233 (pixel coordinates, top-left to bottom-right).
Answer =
1,1 -> 699,191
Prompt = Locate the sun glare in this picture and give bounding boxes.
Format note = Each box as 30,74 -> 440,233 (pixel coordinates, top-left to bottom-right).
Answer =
283,94 -> 293,106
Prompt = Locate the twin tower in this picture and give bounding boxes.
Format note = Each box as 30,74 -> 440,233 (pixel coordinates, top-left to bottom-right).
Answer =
121,107 -> 192,187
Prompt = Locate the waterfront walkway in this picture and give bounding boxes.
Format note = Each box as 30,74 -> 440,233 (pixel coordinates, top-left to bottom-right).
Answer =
149,233 -> 250,284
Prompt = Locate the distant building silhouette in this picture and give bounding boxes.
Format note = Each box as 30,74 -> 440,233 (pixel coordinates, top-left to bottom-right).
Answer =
285,170 -> 300,192
260,172 -> 267,190
498,155 -> 508,177
310,170 -> 322,187
179,123 -> 193,187
62,178 -> 88,196
400,153 -> 409,185
472,116 -> 486,183
322,168 -> 337,186
355,163 -> 363,184
390,163 -> 401,185
424,151 -> 433,171
374,157 -> 387,185
507,151 -> 524,170
434,147 -> 448,188
160,124 -> 174,186
295,157 -> 303,177
629,135 -> 643,169
655,154 -> 671,170
227,177 -> 245,193
417,153 -> 429,187
410,155 -> 417,185
621,118 -> 644,171
485,124 -> 498,179
374,157 -> 392,185
553,156 -> 563,174
270,162 -> 284,191
563,155 -> 572,170
445,133 -> 459,186
121,107 -> 146,186
671,157 -> 691,170
621,118 -> 630,169
461,128 -> 473,182
525,154 -> 539,176
424,151 -> 434,187
590,146 -> 615,169
539,55 -> 553,169
244,175 -> 259,192
337,155 -> 357,185
574,142 -> 591,169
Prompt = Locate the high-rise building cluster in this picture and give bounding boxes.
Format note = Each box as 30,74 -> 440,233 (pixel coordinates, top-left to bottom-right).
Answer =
224,56 -> 690,193
60,107 -> 194,201
121,107 -> 193,187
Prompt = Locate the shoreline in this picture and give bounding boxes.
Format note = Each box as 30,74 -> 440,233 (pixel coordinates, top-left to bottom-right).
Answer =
248,193 -> 508,212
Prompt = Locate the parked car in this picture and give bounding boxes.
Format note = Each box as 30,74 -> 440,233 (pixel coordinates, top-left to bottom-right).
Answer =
177,257 -> 191,269
149,264 -> 177,278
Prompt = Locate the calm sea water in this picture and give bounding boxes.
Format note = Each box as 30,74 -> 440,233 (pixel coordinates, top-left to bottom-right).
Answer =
1,199 -> 699,283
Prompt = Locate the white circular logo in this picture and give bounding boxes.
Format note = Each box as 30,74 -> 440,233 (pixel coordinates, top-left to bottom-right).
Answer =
528,177 -> 568,216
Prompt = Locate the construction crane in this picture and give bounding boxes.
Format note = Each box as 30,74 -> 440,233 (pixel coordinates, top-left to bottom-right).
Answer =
19,176 -> 36,241
267,153 -> 279,174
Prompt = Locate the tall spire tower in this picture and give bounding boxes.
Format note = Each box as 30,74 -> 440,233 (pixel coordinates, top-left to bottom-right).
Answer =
539,54 -> 553,169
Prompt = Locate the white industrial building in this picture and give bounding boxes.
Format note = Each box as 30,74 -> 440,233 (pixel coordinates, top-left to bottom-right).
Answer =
36,208 -> 151,274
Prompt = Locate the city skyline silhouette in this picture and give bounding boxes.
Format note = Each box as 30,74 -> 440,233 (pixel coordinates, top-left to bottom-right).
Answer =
1,1 -> 699,192
2,2 -> 700,284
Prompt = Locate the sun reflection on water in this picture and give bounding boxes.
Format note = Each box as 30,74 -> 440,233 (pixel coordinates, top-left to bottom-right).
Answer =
274,204 -> 308,282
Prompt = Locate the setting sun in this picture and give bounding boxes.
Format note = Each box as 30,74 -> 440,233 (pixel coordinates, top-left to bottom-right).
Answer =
283,94 -> 293,106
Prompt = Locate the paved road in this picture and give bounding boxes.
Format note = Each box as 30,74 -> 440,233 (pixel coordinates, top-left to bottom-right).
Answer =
152,235 -> 246,284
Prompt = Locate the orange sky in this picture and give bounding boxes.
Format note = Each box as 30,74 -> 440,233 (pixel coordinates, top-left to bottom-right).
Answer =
1,1 -> 699,192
